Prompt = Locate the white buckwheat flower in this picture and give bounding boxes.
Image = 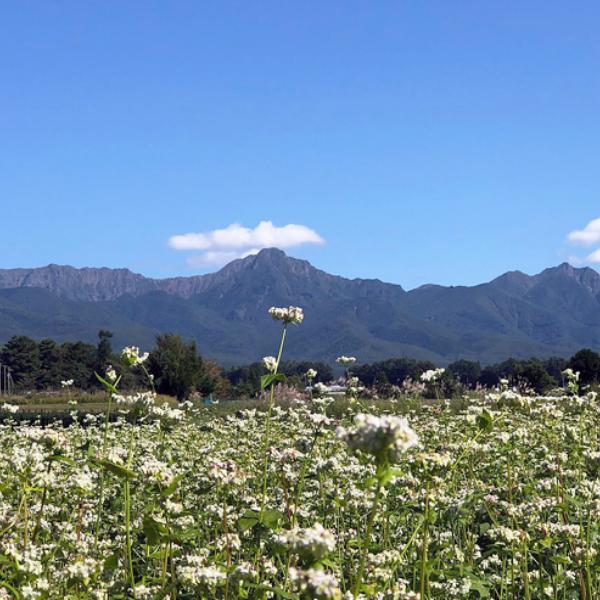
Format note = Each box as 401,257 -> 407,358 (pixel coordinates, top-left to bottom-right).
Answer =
105,365 -> 117,383
337,413 -> 419,463
336,356 -> 356,366
276,523 -> 336,562
268,306 -> 304,325
121,346 -> 150,366
289,567 -> 342,599
306,368 -> 317,380
420,368 -> 445,383
263,356 -> 278,373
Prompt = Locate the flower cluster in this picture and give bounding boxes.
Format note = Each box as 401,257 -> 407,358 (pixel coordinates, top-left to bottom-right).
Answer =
289,567 -> 342,599
105,365 -> 117,382
336,355 -> 356,366
420,368 -> 445,382
337,413 -> 419,463
276,523 -> 336,562
562,368 -> 581,395
268,305 -> 304,324
114,391 -> 158,420
263,356 -> 278,373
121,346 -> 149,366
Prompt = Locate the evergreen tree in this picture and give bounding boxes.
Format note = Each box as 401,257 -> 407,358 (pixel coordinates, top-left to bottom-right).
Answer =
61,341 -> 97,389
568,348 -> 600,386
448,359 -> 481,388
96,330 -> 114,373
0,336 -> 40,390
147,334 -> 203,401
37,338 -> 63,389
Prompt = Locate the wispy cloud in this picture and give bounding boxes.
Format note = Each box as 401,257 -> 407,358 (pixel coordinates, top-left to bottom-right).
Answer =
566,217 -> 600,266
169,221 -> 325,268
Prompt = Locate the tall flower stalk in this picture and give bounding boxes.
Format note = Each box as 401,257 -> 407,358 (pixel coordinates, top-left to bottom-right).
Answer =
337,413 -> 419,596
93,365 -> 120,543
259,306 -> 304,512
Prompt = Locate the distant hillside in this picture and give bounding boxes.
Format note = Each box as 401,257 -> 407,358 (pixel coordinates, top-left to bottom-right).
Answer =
1,249 -> 599,365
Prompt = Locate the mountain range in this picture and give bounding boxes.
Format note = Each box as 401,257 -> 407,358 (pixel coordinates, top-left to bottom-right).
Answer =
1,248 -> 599,365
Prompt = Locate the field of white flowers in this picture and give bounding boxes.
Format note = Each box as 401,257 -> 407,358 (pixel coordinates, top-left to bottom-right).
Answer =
0,307 -> 599,599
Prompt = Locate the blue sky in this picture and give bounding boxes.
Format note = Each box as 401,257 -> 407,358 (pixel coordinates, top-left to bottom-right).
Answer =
1,1 -> 599,290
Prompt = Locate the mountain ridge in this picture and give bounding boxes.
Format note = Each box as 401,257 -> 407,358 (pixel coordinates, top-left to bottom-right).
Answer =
0,249 -> 599,365
2,252 -> 593,302
0,249 -> 407,302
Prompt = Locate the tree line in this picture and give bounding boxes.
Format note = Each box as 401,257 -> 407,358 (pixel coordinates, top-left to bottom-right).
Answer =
2,331 -> 599,399
352,350 -> 600,394
0,332 -> 228,400
0,333 -> 332,401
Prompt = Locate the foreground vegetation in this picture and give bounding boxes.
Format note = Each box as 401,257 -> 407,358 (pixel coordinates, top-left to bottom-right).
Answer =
1,386 -> 600,598
1,307 -> 599,599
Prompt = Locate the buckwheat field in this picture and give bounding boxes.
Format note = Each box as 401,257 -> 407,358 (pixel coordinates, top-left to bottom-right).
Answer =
1,307 -> 599,599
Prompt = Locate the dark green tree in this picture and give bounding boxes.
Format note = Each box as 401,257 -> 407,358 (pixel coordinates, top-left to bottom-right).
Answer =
519,359 -> 556,393
543,356 -> 568,383
197,359 -> 229,397
0,336 -> 40,390
96,330 -> 114,374
61,341 -> 97,389
353,358 -> 436,387
448,359 -> 482,388
225,362 -> 265,397
479,366 -> 500,388
37,338 -> 63,389
568,348 -> 600,386
147,334 -> 203,401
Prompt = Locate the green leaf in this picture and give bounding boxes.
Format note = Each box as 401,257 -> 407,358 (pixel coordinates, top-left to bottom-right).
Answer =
364,476 -> 378,488
98,459 -> 136,480
161,475 -> 183,497
476,410 -> 493,433
238,509 -> 260,532
48,454 -> 76,466
260,373 -> 287,390
469,577 -> 490,597
103,553 -> 119,571
142,515 -> 167,545
377,465 -> 401,486
260,509 -> 284,530
94,371 -> 120,394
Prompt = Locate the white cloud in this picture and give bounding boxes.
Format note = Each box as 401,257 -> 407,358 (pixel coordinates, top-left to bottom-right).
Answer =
567,218 -> 600,246
169,221 -> 325,268
586,248 -> 600,264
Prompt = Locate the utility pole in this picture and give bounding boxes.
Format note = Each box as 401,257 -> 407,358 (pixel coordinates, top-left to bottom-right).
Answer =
0,364 -> 13,396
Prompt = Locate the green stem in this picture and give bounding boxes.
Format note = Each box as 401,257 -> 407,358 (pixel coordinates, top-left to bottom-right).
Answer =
94,391 -> 114,543
291,429 -> 319,527
353,477 -> 383,597
32,461 -> 52,542
420,482 -> 430,600
259,324 -> 288,513
125,425 -> 135,587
